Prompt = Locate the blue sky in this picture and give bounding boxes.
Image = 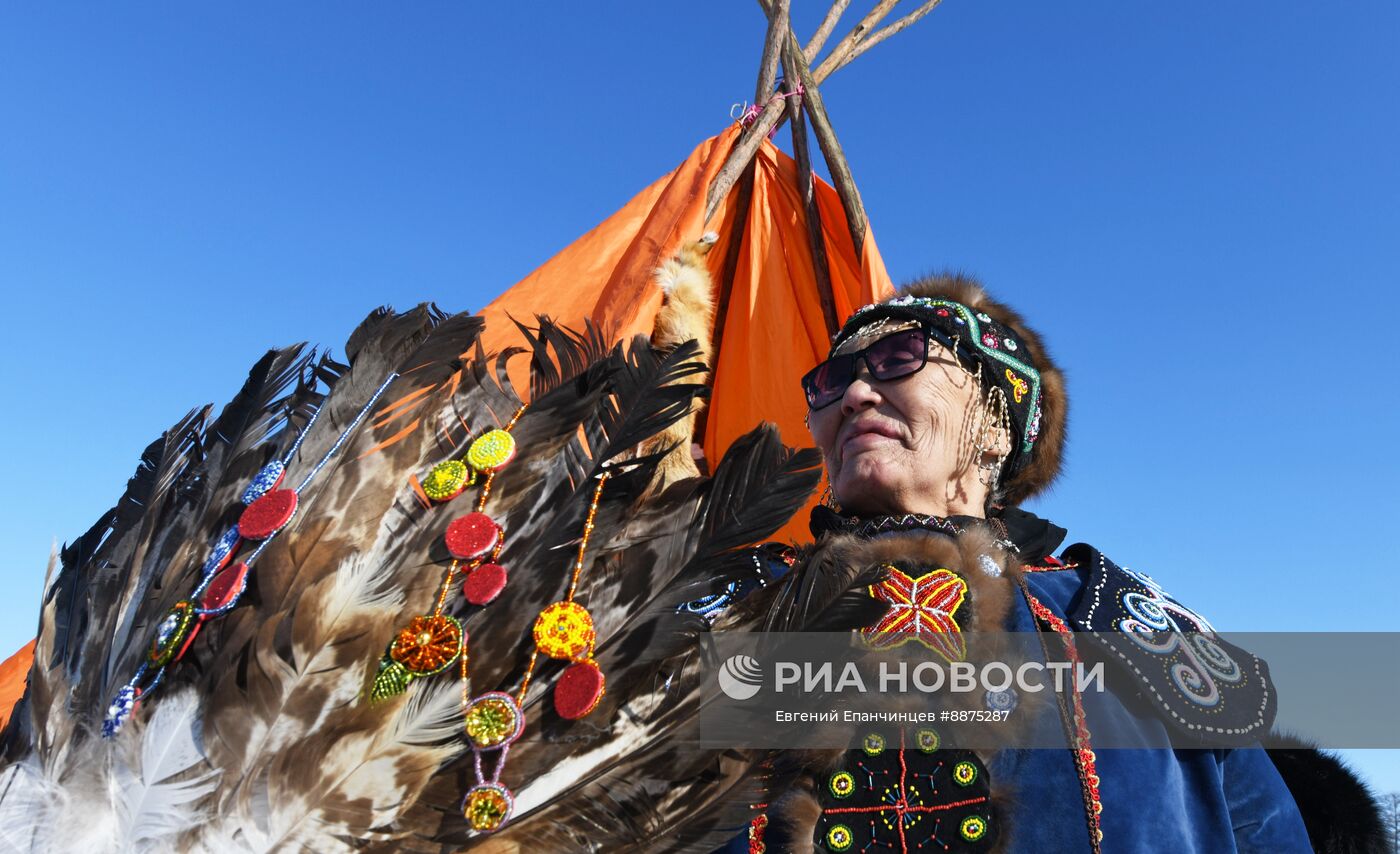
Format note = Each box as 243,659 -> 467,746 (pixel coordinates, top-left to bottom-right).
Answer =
3,2 -> 1396,790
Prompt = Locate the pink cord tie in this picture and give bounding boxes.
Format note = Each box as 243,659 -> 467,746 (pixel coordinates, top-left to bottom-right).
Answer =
730,82 -> 805,137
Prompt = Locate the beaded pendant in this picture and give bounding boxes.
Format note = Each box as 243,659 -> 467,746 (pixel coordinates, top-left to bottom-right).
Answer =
148,601 -> 198,666
445,513 -> 501,561
464,692 -> 525,749
423,460 -> 473,501
533,601 -> 595,661
466,429 -> 516,471
371,659 -> 413,702
462,783 -> 515,833
241,459 -> 286,505
389,615 -> 464,676
238,489 -> 299,540
103,684 -> 139,738
200,527 -> 242,579
554,660 -> 606,720
463,563 -> 508,606
199,562 -> 250,616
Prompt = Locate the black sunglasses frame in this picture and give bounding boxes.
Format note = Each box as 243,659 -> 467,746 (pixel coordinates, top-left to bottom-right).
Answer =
801,323 -> 973,410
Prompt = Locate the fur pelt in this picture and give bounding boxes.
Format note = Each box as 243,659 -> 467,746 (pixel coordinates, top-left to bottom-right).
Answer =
1265,732 -> 1388,854
750,525 -> 1025,853
644,232 -> 719,492
898,273 -> 1067,506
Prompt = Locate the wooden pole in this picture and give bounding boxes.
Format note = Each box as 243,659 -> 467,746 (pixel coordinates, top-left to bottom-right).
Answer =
705,110 -> 787,224
846,0 -> 944,63
812,0 -> 899,83
778,24 -> 868,255
803,0 -> 851,62
784,72 -> 839,337
709,0 -> 941,226
754,0 -> 790,104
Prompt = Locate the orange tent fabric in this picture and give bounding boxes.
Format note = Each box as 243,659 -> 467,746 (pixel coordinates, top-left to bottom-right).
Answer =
0,640 -> 35,731
0,127 -> 894,729
477,126 -> 892,542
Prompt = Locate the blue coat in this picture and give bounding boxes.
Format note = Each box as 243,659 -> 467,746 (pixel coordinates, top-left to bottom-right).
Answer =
996,553 -> 1311,852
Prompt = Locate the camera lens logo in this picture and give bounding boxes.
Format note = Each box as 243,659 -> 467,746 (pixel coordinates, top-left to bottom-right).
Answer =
718,654 -> 763,700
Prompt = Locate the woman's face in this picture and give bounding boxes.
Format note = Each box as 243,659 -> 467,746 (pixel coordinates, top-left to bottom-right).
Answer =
807,332 -> 991,517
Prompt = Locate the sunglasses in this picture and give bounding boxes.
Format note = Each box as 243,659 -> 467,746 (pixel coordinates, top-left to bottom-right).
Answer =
802,324 -> 959,410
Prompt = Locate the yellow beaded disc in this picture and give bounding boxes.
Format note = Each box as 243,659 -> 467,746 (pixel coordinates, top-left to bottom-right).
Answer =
463,784 -> 513,832
464,692 -> 524,749
423,460 -> 471,501
533,601 -> 596,661
467,429 -> 516,472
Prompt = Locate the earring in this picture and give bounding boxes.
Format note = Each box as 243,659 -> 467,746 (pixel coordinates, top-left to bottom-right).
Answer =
973,386 -> 1009,490
820,481 -> 842,512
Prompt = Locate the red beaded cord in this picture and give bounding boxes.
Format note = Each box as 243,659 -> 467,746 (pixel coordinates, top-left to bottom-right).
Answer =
1025,592 -> 1103,852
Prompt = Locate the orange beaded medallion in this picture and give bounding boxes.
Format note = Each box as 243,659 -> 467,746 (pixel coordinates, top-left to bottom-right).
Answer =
389,614 -> 463,676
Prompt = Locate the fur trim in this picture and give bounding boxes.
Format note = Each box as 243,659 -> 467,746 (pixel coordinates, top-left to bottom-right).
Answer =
643,234 -> 718,491
898,273 -> 1067,505
1265,732 -> 1388,854
771,783 -> 820,854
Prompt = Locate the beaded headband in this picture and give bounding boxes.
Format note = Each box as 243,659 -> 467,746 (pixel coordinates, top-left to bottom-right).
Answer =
832,296 -> 1044,478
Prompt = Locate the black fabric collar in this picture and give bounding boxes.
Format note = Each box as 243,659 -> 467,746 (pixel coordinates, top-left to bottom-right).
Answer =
809,504 -> 1066,564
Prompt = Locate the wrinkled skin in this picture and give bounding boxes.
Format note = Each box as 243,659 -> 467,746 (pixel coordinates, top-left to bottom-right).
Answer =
807,333 -> 1008,518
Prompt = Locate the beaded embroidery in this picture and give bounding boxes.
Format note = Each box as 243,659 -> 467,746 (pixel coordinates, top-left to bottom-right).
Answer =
862,566 -> 968,663
814,729 -> 995,853
1068,546 -> 1274,742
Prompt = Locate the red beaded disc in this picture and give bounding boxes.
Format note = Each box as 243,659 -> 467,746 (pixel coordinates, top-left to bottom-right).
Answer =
200,562 -> 250,614
445,512 -> 500,560
238,489 -> 298,540
554,660 -> 606,720
463,563 -> 508,605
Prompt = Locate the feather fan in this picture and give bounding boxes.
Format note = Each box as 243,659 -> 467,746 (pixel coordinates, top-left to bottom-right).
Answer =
0,300 -> 857,853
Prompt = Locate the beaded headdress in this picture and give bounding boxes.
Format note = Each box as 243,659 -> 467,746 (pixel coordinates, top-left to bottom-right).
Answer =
831,295 -> 1045,482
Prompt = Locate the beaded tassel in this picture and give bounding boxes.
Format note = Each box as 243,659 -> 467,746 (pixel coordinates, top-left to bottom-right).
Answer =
459,465 -> 618,834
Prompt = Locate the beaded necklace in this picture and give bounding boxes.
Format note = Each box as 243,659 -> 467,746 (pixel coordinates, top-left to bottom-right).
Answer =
102,371 -> 400,737
458,467 -> 614,833
369,405 -> 527,702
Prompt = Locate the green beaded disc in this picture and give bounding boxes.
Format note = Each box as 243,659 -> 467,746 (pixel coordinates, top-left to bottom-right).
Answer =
960,815 -> 988,842
826,824 -> 854,852
423,460 -> 471,501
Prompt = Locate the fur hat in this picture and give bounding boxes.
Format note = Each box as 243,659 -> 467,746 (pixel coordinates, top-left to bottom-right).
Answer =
833,273 -> 1067,505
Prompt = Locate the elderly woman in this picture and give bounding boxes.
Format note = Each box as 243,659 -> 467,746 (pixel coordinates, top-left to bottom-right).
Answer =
742,274 -> 1327,853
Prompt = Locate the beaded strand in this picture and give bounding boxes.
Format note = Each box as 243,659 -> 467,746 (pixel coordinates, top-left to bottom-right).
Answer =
103,371 -> 400,738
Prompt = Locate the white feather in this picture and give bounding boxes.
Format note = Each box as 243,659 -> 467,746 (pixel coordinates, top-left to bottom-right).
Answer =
113,690 -> 219,849
0,760 -> 60,853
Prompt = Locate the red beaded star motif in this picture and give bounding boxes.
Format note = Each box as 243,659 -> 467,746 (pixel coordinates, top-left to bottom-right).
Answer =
861,566 -> 968,663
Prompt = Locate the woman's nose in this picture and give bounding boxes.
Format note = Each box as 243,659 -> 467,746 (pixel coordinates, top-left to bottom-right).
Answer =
839,363 -> 881,415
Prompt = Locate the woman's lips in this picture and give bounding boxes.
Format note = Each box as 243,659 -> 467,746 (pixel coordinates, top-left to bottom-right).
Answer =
841,426 -> 901,459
